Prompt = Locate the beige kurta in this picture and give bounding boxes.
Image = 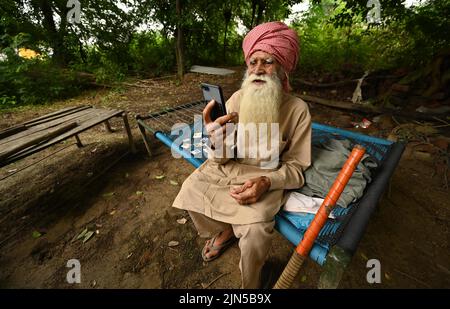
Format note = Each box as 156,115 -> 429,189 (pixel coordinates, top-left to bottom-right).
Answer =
172,90 -> 312,225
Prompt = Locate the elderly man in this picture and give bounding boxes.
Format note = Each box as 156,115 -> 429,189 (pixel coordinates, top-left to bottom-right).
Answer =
172,21 -> 311,288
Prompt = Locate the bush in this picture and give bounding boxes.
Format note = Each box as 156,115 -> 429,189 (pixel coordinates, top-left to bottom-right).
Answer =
0,49 -> 85,108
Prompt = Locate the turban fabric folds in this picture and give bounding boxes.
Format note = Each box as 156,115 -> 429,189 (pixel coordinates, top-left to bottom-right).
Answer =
242,21 -> 300,91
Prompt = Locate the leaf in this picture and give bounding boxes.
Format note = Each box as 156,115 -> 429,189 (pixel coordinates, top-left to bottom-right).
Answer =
415,125 -> 438,135
155,175 -> 165,180
385,273 -> 391,280
176,218 -> 187,225
168,241 -> 179,247
32,231 -> 42,239
136,191 -> 143,195
77,228 -> 88,240
83,231 -> 95,243
170,180 -> 179,186
109,210 -> 116,215
301,275 -> 307,282
103,192 -> 115,197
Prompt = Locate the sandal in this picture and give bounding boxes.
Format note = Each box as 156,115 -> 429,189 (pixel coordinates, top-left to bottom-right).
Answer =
201,232 -> 237,262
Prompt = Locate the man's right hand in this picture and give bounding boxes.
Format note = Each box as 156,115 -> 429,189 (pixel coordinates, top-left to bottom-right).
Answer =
203,100 -> 238,148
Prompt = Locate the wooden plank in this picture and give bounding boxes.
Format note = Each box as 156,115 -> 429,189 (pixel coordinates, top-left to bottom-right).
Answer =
0,122 -> 78,162
22,106 -> 89,126
24,105 -> 92,127
3,110 -> 124,165
0,124 -> 27,140
0,107 -> 103,146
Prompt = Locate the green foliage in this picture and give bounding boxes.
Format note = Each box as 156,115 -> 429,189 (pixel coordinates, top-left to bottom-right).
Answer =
0,35 -> 84,108
128,32 -> 176,76
292,0 -> 450,77
1,0 -> 449,108
293,1 -> 373,76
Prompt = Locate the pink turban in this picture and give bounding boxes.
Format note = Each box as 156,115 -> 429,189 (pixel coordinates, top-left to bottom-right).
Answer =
242,21 -> 300,74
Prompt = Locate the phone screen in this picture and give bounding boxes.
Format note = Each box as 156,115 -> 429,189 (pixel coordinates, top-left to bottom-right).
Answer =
201,83 -> 226,121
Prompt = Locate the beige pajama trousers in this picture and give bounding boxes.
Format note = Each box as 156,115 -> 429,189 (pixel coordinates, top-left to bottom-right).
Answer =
189,211 -> 275,289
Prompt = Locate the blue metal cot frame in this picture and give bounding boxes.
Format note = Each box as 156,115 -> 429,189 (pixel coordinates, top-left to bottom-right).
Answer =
136,101 -> 404,287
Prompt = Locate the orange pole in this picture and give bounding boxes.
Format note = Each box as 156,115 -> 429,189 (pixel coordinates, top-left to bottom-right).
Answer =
296,145 -> 366,257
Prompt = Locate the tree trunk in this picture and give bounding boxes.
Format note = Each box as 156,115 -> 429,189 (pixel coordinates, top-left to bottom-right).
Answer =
250,0 -> 257,28
38,0 -> 67,65
256,0 -> 265,25
175,0 -> 184,81
223,8 -> 232,64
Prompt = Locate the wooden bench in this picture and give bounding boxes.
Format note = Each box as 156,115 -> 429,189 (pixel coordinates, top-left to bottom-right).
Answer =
0,106 -> 136,167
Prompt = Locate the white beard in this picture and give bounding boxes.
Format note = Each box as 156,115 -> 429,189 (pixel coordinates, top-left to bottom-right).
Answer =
238,73 -> 282,125
236,72 -> 283,168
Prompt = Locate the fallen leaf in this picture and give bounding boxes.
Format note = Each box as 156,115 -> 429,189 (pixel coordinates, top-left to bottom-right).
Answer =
109,210 -> 116,215
170,180 -> 179,186
126,252 -> 133,259
7,169 -> 17,173
32,231 -> 42,239
176,218 -> 187,225
301,275 -> 307,282
103,192 -> 115,197
385,273 -> 391,280
77,228 -> 88,240
155,175 -> 165,180
415,125 -> 438,135
83,231 -> 95,243
168,241 -> 179,247
136,191 -> 144,195
91,148 -> 97,153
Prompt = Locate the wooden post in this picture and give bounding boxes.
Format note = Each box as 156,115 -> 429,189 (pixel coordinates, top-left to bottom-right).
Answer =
75,134 -> 84,147
137,121 -> 152,158
122,112 -> 136,154
104,120 -> 113,133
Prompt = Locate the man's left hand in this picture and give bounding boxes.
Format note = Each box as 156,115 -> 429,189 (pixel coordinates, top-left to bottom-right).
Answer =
229,176 -> 271,205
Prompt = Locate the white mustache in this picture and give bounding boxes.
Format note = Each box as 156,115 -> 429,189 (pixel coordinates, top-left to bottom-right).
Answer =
247,73 -> 277,83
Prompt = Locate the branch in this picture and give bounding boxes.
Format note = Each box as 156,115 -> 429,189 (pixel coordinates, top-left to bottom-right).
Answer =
296,94 -> 448,123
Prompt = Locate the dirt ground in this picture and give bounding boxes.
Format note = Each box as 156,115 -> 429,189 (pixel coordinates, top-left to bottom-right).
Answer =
0,69 -> 449,289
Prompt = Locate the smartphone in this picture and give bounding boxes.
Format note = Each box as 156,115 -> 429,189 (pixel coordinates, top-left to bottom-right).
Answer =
201,83 -> 226,121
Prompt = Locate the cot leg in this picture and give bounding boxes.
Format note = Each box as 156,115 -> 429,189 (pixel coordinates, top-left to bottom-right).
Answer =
122,112 -> 136,154
318,246 -> 352,289
137,121 -> 152,158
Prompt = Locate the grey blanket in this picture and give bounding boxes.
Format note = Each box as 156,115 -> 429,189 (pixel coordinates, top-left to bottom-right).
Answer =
297,138 -> 377,208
